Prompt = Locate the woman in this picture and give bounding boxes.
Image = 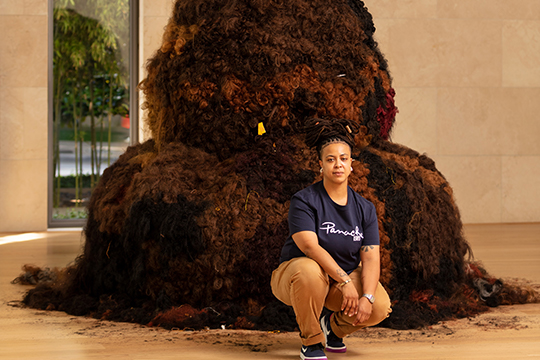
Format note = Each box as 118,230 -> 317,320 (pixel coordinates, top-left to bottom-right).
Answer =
271,118 -> 392,360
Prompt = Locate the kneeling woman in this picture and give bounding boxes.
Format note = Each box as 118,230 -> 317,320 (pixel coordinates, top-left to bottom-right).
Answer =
271,118 -> 392,360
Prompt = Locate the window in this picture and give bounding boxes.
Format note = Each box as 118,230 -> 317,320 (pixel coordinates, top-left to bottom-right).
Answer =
48,0 -> 138,226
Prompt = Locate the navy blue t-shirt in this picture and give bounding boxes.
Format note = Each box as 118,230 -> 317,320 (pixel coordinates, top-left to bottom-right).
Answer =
279,181 -> 379,273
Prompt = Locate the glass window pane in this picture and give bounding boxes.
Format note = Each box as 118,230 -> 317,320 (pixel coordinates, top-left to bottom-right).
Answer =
51,0 -> 131,221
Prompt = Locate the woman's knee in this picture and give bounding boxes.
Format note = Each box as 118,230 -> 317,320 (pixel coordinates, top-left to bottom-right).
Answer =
369,286 -> 392,325
371,302 -> 391,324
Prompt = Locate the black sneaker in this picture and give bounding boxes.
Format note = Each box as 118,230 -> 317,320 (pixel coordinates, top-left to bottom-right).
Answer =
320,313 -> 347,353
300,343 -> 327,360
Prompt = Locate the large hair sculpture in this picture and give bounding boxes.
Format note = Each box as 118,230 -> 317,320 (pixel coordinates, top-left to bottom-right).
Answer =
18,0 -> 537,330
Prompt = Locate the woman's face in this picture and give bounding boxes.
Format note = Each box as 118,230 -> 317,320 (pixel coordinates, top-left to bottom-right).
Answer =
319,142 -> 352,185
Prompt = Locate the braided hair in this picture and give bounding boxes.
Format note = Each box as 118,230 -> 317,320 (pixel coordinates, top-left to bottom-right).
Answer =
304,118 -> 360,159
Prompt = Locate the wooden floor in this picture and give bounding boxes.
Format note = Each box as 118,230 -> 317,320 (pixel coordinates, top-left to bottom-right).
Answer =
0,223 -> 539,360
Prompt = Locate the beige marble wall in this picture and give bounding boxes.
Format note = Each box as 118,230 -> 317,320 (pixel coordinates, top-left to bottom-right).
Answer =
369,0 -> 540,223
1,1 -> 538,231
139,0 -> 174,141
0,1 -> 48,231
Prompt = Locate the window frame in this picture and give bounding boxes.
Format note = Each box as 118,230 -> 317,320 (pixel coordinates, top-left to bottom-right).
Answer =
47,0 -> 139,228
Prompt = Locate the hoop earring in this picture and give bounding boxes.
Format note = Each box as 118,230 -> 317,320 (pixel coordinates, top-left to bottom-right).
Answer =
320,168 -> 323,173
350,167 -> 353,171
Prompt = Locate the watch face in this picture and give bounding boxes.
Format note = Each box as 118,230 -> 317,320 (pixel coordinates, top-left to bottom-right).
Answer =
364,294 -> 374,303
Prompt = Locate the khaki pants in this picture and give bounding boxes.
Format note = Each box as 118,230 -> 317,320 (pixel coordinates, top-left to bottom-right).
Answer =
271,257 -> 392,346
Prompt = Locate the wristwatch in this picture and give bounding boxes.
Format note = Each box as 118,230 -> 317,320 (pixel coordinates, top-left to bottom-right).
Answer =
362,293 -> 375,304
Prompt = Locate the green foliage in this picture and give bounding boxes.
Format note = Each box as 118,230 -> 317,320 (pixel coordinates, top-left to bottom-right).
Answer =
53,6 -> 128,120
58,174 -> 92,188
58,126 -> 128,142
53,208 -> 88,219
58,74 -> 129,126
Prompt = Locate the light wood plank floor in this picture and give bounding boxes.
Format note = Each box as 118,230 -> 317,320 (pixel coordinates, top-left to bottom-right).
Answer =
1,223 -> 539,360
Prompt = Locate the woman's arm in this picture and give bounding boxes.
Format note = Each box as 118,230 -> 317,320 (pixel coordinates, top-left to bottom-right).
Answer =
353,244 -> 380,325
292,230 -> 360,317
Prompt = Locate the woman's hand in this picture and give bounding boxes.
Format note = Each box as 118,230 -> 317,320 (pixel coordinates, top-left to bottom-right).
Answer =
352,296 -> 373,326
340,282 -> 360,317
